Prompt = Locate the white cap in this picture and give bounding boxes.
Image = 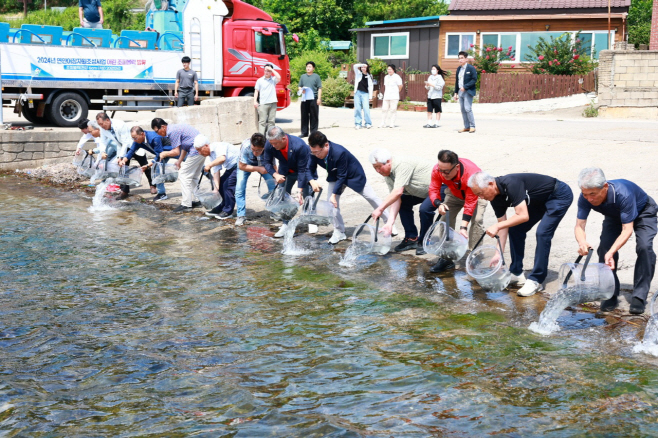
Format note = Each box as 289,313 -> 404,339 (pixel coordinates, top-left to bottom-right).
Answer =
193,134 -> 209,149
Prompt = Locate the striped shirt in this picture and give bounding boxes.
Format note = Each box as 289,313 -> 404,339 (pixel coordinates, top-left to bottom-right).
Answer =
167,123 -> 200,157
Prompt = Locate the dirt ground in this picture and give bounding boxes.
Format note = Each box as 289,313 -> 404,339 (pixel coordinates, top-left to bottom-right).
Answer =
14,99 -> 658,314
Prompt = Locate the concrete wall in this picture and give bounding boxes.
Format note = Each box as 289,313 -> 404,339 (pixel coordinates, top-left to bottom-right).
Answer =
155,96 -> 257,144
0,130 -> 79,171
598,50 -> 658,113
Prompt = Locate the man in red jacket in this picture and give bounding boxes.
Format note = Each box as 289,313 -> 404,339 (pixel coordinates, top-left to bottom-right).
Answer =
420,149 -> 488,272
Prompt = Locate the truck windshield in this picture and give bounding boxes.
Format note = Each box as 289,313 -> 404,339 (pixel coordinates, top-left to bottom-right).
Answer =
255,31 -> 282,55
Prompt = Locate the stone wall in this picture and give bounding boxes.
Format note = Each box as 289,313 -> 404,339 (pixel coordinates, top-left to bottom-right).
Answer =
598,50 -> 658,111
155,96 -> 257,144
0,130 -> 79,171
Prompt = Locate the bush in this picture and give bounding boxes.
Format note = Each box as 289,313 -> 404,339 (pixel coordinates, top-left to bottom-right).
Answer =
582,101 -> 598,117
289,50 -> 337,89
366,58 -> 388,76
468,43 -> 515,74
524,31 -> 596,75
321,77 -> 352,107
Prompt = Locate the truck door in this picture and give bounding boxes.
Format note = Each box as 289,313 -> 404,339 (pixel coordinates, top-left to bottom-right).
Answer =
226,28 -> 253,80
252,28 -> 285,80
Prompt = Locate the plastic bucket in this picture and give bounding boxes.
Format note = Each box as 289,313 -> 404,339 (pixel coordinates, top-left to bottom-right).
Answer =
265,184 -> 299,221
466,245 -> 511,291
109,165 -> 143,188
423,220 -> 468,260
73,152 -> 96,178
151,162 -> 178,184
91,159 -> 120,184
352,220 -> 391,255
301,189 -> 334,227
557,261 -> 615,304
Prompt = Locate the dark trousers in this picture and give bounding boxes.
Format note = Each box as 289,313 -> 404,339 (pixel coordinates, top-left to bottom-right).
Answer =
120,154 -> 152,194
300,99 -> 319,136
282,171 -> 312,225
214,166 -> 238,215
177,88 -> 194,107
598,197 -> 657,302
508,180 -> 573,283
399,194 -> 433,240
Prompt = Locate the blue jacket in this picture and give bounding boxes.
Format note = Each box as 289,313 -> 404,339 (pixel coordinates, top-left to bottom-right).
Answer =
309,141 -> 366,195
263,134 -> 314,189
125,131 -> 172,161
454,63 -> 477,97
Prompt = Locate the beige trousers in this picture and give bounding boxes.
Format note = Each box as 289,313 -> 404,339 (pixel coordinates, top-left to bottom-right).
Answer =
439,191 -> 487,250
178,154 -> 206,207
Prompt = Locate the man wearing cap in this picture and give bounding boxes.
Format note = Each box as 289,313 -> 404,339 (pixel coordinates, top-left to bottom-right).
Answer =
468,171 -> 573,297
422,149 -> 488,273
194,134 -> 240,220
575,167 -> 658,314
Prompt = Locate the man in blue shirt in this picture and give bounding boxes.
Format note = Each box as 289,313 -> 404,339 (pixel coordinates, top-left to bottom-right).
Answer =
119,126 -> 173,202
262,125 -> 320,237
235,133 -> 276,227
575,167 -> 657,314
79,0 -> 103,29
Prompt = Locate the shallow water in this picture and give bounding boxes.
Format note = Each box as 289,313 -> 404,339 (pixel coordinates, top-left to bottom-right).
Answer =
3,176 -> 658,436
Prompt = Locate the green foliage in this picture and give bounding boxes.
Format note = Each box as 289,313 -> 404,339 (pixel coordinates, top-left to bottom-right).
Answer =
290,50 -> 337,88
523,32 -> 596,75
321,77 -> 352,107
467,43 -> 515,74
628,0 -> 653,48
366,58 -> 388,76
285,28 -> 329,59
353,0 -> 449,27
0,0 -> 144,32
582,100 -> 598,118
327,47 -> 356,68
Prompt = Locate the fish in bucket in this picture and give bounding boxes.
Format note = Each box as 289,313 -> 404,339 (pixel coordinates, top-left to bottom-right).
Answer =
151,161 -> 178,184
301,188 -> 334,227
423,209 -> 468,261
265,183 -> 299,222
466,234 -> 511,292
194,171 -> 223,210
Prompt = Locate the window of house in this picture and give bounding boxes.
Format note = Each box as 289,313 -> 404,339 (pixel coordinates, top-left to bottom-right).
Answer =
519,32 -> 568,61
371,32 -> 409,59
581,32 -> 611,59
445,33 -> 476,57
480,33 -> 517,58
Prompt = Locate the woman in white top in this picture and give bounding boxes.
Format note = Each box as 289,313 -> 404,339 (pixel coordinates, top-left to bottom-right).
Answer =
380,64 -> 403,128
424,64 -> 447,128
352,62 -> 374,129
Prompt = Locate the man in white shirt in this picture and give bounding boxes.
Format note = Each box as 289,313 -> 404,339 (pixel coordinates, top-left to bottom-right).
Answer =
194,134 -> 240,220
75,118 -> 103,155
254,63 -> 281,135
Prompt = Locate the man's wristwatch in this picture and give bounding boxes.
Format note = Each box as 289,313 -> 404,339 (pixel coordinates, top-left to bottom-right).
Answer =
460,226 -> 468,230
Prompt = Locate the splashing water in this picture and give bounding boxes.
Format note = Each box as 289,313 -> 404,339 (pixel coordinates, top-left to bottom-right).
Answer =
529,286 -> 601,335
87,181 -> 115,213
281,216 -> 315,256
339,242 -> 370,267
633,294 -> 658,356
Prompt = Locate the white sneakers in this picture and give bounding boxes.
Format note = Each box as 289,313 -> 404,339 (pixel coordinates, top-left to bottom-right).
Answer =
329,230 -> 347,245
274,224 -> 288,238
509,272 -> 526,286
517,279 -> 544,297
308,224 -> 318,234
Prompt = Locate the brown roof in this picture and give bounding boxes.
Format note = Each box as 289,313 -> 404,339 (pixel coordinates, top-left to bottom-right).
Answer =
449,0 -> 631,11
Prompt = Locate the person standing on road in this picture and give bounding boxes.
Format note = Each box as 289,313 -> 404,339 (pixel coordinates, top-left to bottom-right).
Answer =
152,118 -> 204,213
298,61 -> 322,138
307,131 -> 394,244
235,133 -> 277,227
422,150 -> 488,273
174,56 -> 199,107
424,64 -> 446,128
575,167 -> 657,314
79,0 -> 103,29
262,126 -> 320,237
370,148 -> 433,255
468,171 -> 573,297
453,51 -> 477,133
352,62 -> 373,130
254,63 -> 281,135
380,65 -> 403,128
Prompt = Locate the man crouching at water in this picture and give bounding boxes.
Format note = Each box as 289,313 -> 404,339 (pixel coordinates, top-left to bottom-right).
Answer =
575,167 -> 657,314
308,131 -> 393,244
235,133 -> 277,227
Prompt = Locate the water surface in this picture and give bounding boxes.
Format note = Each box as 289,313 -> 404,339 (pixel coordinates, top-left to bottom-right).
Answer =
2,176 -> 658,437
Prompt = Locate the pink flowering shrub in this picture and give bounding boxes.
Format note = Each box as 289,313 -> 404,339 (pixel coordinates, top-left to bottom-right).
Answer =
467,43 -> 515,74
524,31 -> 596,75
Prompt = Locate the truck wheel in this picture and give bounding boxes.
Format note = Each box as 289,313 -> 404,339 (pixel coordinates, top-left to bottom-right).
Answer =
21,105 -> 48,125
239,89 -> 254,97
48,92 -> 88,127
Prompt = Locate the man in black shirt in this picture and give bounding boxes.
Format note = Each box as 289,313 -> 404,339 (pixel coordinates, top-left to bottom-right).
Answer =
468,171 -> 573,297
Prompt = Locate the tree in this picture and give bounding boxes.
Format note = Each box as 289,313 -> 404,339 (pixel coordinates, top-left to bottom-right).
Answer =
627,0 -> 653,48
523,32 -> 596,75
467,44 -> 515,74
353,0 -> 449,27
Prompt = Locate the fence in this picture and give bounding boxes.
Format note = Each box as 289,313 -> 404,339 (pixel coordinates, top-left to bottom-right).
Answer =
479,71 -> 597,103
346,61 -> 438,107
